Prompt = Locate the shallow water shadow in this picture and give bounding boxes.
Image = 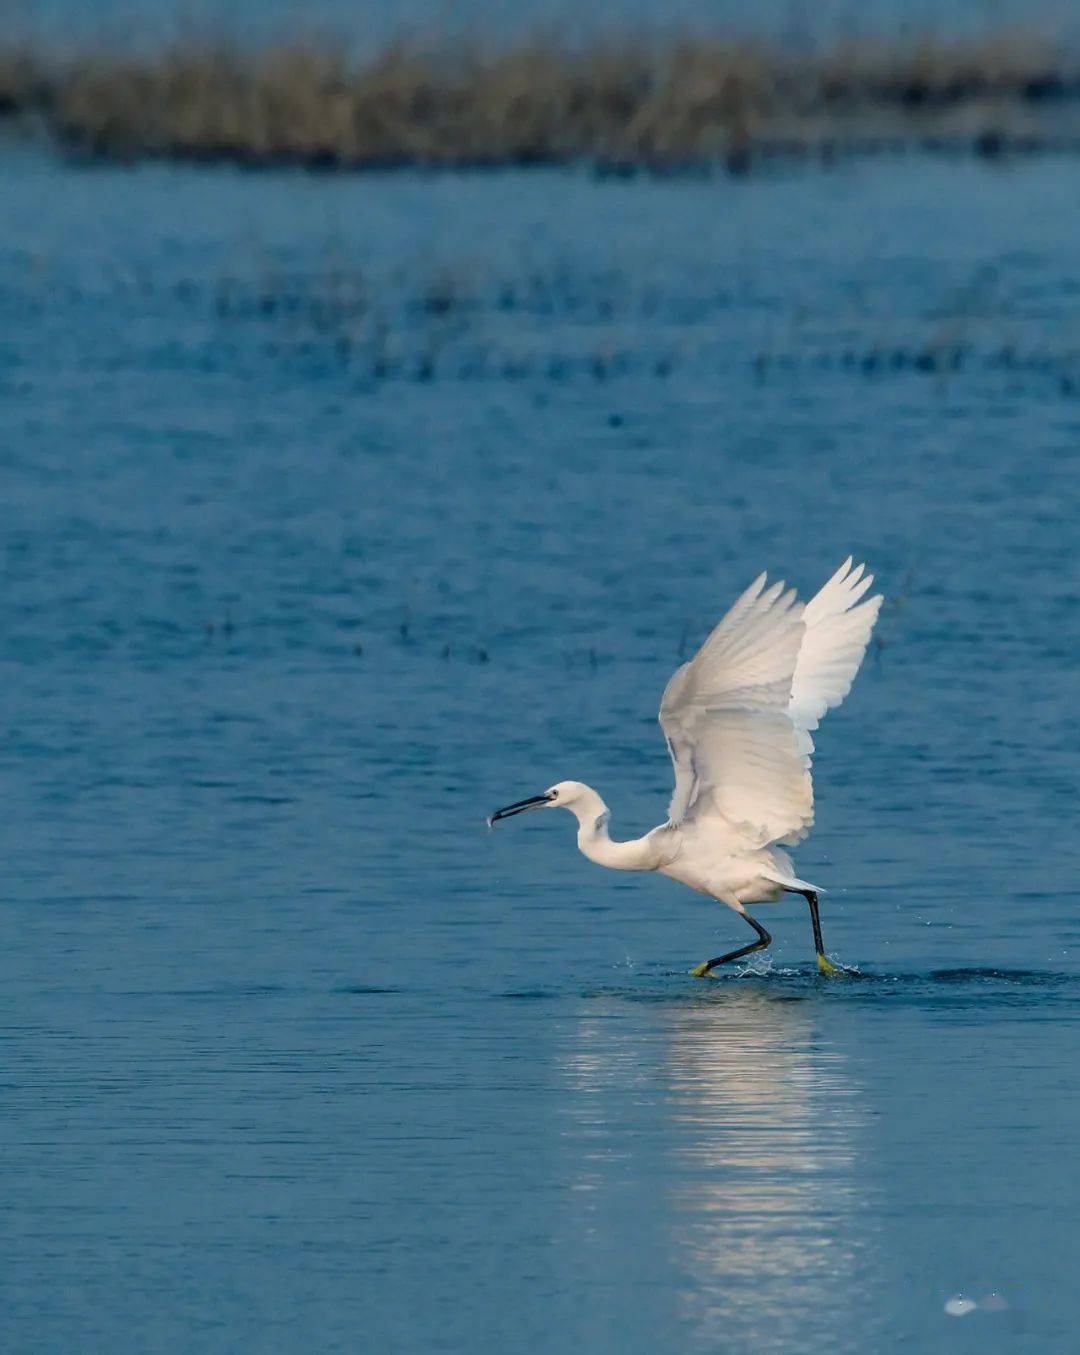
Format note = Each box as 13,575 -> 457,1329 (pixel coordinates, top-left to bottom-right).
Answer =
576,960 -> 1080,1019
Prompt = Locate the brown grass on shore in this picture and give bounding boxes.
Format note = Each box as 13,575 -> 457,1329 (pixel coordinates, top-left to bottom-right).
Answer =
0,44 -> 48,116
0,31 -> 1077,171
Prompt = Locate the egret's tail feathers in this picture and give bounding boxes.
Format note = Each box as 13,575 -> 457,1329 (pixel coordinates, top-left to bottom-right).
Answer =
761,867 -> 824,895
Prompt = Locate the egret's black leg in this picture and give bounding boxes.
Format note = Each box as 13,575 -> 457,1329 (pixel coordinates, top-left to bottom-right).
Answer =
802,890 -> 842,976
690,914 -> 771,978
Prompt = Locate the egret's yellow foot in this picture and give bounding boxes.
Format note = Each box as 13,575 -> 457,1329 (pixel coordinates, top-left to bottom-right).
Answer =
689,962 -> 714,978
816,953 -> 843,977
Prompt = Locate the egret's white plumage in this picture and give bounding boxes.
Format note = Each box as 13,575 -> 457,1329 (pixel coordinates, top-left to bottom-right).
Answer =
489,558 -> 883,975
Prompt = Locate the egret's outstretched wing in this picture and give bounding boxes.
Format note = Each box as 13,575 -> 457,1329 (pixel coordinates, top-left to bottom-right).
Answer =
789,557 -> 883,744
660,573 -> 812,846
660,559 -> 882,849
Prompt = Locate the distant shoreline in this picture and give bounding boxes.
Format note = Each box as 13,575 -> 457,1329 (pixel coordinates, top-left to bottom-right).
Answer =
2,31 -> 1079,173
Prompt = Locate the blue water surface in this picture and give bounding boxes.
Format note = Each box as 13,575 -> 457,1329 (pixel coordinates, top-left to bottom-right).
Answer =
11,0 -> 1070,49
1,146 -> 1079,1352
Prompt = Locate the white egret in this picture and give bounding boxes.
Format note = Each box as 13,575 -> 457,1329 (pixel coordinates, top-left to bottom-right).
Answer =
489,558 -> 882,976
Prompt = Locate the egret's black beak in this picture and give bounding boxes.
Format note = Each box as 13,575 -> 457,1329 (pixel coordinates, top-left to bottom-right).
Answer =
487,792 -> 555,827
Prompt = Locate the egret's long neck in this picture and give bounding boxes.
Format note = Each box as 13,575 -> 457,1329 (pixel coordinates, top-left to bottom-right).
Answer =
568,788 -> 658,871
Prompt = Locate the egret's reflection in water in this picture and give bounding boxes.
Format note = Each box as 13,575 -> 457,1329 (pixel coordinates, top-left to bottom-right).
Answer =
558,987 -> 870,1346
663,990 -> 868,1338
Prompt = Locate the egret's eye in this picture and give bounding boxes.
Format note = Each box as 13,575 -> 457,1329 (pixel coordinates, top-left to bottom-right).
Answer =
549,789 -> 558,799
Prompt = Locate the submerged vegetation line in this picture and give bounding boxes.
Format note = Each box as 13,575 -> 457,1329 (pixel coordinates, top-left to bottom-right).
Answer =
1,31 -> 1078,172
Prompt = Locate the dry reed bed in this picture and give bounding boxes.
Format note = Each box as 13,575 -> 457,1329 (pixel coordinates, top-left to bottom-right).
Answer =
1,33 -> 1078,170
